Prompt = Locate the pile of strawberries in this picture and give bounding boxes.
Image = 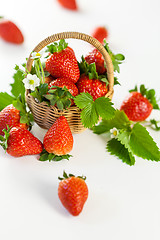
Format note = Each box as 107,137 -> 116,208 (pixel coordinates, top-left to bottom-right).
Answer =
1,34 -> 159,216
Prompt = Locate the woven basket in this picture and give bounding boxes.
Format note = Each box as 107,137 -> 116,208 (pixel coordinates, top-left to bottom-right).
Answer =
26,32 -> 114,133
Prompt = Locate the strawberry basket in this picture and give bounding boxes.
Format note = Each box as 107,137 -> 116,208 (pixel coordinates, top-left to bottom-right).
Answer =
26,31 -> 114,133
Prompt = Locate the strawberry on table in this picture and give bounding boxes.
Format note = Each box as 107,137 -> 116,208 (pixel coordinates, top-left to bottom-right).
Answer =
92,26 -> 108,44
0,104 -> 28,136
45,39 -> 80,83
120,85 -> 160,121
40,116 -> 73,162
57,0 -> 78,10
0,126 -> 43,157
58,171 -> 88,216
0,16 -> 24,44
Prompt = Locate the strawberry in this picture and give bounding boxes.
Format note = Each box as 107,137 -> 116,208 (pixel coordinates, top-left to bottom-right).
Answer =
45,39 -> 80,83
44,75 -> 54,84
43,116 -> 73,156
85,48 -> 107,75
77,73 -> 108,101
0,17 -> 24,44
120,85 -> 159,121
58,171 -> 88,216
48,78 -> 78,106
0,126 -> 43,157
0,104 -> 28,136
85,41 -> 125,76
92,26 -> 108,44
57,0 -> 78,10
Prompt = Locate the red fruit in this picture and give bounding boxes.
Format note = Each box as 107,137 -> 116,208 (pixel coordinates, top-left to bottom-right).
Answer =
46,46 -> 80,83
0,17 -> 24,44
49,78 -> 78,105
120,92 -> 153,121
0,104 -> 28,136
57,0 -> 78,10
58,172 -> 88,216
6,127 -> 43,157
43,116 -> 73,155
85,48 -> 106,75
92,26 -> 108,44
76,74 -> 108,101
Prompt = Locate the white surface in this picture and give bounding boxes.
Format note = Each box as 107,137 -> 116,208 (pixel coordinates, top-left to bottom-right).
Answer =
1,0 -> 160,239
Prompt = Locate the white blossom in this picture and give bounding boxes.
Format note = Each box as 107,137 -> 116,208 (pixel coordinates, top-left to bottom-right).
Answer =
31,51 -> 42,59
23,74 -> 40,91
110,127 -> 119,138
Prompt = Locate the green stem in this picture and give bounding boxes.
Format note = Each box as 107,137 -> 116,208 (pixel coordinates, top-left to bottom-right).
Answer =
38,59 -> 45,83
34,60 -> 42,83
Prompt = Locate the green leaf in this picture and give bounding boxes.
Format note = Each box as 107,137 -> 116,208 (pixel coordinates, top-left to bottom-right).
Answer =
92,110 -> 131,134
107,138 -> 135,166
95,97 -> 115,120
80,102 -> 99,128
74,93 -> 115,128
74,92 -> 93,109
11,68 -> 25,98
0,92 -> 15,111
130,123 -> 160,161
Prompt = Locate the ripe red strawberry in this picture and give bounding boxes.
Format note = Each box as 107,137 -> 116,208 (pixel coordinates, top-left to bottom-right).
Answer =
120,85 -> 159,121
0,104 -> 28,136
76,73 -> 108,101
85,48 -> 106,75
92,26 -> 108,44
45,40 -> 80,83
57,0 -> 78,10
0,17 -> 24,44
58,172 -> 88,216
43,116 -> 73,155
49,78 -> 78,105
0,127 -> 43,157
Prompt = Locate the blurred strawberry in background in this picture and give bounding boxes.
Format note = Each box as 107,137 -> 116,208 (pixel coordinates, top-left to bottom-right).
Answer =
0,16 -> 24,44
92,26 -> 108,44
57,0 -> 78,10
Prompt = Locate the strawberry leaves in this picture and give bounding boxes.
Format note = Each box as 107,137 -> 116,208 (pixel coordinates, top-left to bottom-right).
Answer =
74,92 -> 115,128
93,110 -> 160,165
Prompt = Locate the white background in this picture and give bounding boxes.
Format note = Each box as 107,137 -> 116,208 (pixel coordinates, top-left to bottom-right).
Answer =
1,0 -> 160,239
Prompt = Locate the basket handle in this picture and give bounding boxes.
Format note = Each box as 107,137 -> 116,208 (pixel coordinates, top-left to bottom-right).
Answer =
26,32 -> 114,97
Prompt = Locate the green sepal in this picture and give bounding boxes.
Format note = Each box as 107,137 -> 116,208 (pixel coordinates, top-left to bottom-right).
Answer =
58,170 -> 86,181
44,86 -> 73,110
103,40 -> 125,73
46,39 -> 68,54
39,149 -> 72,162
0,126 -> 11,151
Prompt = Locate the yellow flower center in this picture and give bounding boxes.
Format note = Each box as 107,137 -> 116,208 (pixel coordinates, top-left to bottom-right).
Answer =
29,79 -> 34,85
113,130 -> 117,136
36,52 -> 41,57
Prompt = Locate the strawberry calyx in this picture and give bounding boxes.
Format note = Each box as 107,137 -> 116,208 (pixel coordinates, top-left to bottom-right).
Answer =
46,39 -> 68,54
0,126 -> 11,150
58,171 -> 86,181
44,86 -> 74,110
39,149 -> 72,162
103,40 -> 125,73
78,56 -> 109,86
129,84 -> 160,110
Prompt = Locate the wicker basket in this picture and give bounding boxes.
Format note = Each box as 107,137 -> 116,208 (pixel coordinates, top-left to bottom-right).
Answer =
26,32 -> 114,133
